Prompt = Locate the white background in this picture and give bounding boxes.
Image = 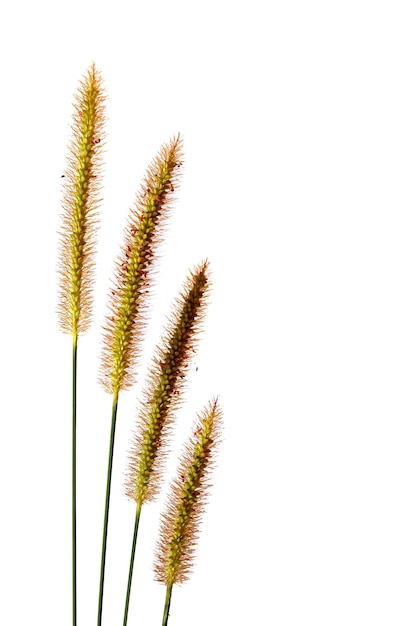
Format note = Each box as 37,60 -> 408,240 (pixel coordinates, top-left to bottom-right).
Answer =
1,1 -> 417,625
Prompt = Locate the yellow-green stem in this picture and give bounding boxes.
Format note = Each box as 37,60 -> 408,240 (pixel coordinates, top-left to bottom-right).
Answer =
123,505 -> 142,626
161,584 -> 173,626
97,392 -> 119,626
72,334 -> 78,626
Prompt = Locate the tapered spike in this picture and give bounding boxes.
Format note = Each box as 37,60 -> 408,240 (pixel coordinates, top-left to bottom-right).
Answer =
154,398 -> 222,587
100,135 -> 183,394
58,63 -> 106,336
125,260 -> 211,507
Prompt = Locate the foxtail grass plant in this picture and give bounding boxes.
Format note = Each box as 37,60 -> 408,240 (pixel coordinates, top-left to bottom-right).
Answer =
57,63 -> 106,626
154,398 -> 222,626
97,135 -> 183,626
58,66 -> 221,626
122,260 -> 210,625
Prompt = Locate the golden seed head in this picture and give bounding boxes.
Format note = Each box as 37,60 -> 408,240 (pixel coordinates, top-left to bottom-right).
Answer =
154,398 -> 222,587
57,63 -> 106,336
100,135 -> 183,394
125,260 -> 210,507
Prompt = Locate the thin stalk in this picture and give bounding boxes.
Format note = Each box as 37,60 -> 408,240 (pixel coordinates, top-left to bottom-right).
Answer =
161,584 -> 173,626
72,335 -> 78,626
123,506 -> 142,626
97,392 -> 119,626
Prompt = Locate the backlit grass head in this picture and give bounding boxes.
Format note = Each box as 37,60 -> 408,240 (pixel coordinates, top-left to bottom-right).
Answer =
125,260 -> 211,508
154,398 -> 222,587
58,63 -> 106,337
100,135 -> 183,395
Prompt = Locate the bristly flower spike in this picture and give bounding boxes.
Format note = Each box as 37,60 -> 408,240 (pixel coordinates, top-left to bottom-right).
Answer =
58,63 -> 106,338
154,398 -> 222,626
97,135 -> 183,626
122,261 -> 210,626
126,259 -> 210,507
100,134 -> 184,396
57,63 -> 106,626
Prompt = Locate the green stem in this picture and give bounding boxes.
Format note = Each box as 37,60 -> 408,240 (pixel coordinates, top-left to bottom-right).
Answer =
161,584 -> 173,626
72,334 -> 78,626
123,505 -> 142,626
97,392 -> 119,626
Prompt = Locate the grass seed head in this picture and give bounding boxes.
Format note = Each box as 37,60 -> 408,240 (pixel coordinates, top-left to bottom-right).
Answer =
125,260 -> 211,507
100,135 -> 183,394
154,398 -> 222,587
58,63 -> 106,337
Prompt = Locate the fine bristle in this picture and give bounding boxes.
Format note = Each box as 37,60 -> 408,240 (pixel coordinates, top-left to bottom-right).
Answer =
100,135 -> 183,394
125,260 -> 210,507
57,63 -> 106,336
154,398 -> 222,587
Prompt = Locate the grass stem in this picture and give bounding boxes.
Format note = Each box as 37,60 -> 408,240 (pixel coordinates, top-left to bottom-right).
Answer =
161,584 -> 173,626
97,392 -> 119,626
123,506 -> 142,626
72,335 -> 78,626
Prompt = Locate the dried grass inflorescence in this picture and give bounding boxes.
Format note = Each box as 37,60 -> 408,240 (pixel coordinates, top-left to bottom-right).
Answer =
154,398 -> 222,587
100,135 -> 183,394
58,63 -> 106,336
125,261 -> 210,507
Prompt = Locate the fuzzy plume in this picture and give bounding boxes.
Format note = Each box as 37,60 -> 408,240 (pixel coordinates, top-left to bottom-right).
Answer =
125,260 -> 210,507
58,63 -> 106,336
154,398 -> 222,587
100,135 -> 183,394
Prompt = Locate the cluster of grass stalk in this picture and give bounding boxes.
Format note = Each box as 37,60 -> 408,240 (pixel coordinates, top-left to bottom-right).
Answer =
58,64 -> 222,626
